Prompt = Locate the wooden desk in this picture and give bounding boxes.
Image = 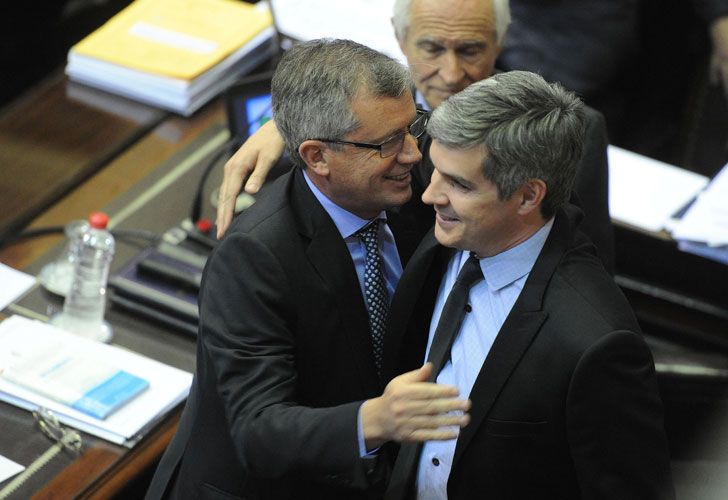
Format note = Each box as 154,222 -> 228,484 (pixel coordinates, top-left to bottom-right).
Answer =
0,73 -> 229,499
0,71 -> 167,249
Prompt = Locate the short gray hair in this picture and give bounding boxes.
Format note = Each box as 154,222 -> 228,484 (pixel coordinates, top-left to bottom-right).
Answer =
271,39 -> 412,168
393,0 -> 511,46
427,71 -> 585,218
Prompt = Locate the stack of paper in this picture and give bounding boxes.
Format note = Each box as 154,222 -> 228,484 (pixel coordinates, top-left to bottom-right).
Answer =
270,0 -> 405,62
0,316 -> 192,447
671,163 -> 728,264
607,146 -> 709,232
65,0 -> 276,116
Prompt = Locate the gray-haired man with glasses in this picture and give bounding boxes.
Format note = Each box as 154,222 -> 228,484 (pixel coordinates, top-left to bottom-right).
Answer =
147,39 -> 470,500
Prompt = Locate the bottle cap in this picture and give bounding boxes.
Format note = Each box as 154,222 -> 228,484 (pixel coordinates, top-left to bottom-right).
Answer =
196,218 -> 213,234
88,212 -> 109,229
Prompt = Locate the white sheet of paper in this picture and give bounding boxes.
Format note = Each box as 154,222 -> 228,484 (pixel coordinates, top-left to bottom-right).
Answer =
0,263 -> 36,310
0,454 -> 25,484
270,0 -> 406,62
607,146 -> 709,232
671,163 -> 728,245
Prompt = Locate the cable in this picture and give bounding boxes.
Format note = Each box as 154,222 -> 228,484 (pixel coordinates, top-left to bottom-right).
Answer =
0,226 -> 65,249
0,226 -> 160,251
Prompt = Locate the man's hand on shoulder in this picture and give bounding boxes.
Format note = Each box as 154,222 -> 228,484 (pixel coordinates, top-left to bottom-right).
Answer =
360,363 -> 470,450
216,119 -> 286,238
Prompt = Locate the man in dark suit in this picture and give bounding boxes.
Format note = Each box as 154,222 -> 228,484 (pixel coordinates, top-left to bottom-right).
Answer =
146,39 -> 471,500
216,0 -> 613,273
383,71 -> 674,499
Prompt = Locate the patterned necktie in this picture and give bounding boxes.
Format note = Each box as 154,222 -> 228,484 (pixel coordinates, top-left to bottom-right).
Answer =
426,252 -> 484,379
357,219 -> 388,373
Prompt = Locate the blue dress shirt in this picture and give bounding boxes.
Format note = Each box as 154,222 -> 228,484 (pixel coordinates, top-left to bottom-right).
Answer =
416,219 -> 554,500
303,170 -> 403,457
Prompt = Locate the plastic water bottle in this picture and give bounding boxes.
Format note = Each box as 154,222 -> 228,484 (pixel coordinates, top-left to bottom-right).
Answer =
51,212 -> 115,342
38,219 -> 90,296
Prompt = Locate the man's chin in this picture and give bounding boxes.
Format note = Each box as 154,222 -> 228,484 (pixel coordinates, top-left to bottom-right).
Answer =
433,224 -> 462,249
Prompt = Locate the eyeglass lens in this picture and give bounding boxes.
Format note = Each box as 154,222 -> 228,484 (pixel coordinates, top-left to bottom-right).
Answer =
380,113 -> 428,158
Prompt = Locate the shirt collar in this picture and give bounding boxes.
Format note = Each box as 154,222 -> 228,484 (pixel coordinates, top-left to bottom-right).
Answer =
475,218 -> 554,291
303,169 -> 386,238
414,89 -> 431,111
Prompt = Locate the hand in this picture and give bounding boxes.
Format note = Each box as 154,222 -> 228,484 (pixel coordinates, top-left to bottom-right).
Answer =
709,16 -> 728,100
361,363 -> 470,449
216,119 -> 286,238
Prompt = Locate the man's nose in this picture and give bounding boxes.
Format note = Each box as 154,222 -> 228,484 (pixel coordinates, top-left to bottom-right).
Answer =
397,132 -> 423,164
422,170 -> 444,206
439,52 -> 465,86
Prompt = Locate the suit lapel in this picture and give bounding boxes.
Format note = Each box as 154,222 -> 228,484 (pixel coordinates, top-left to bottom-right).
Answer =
289,169 -> 381,390
452,207 -> 576,469
382,230 -> 450,382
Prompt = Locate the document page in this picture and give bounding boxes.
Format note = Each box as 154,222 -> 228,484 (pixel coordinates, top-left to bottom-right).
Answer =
671,163 -> 728,246
608,146 -> 709,232
0,263 -> 36,310
0,454 -> 24,484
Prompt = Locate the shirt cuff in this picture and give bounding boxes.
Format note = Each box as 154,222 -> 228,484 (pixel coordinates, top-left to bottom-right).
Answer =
357,403 -> 380,458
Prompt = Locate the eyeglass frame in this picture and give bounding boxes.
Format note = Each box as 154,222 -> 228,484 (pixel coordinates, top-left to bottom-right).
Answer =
311,109 -> 429,158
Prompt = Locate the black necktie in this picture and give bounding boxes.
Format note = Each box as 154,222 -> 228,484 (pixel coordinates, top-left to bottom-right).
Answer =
357,219 -> 388,373
426,252 -> 483,379
385,253 -> 484,500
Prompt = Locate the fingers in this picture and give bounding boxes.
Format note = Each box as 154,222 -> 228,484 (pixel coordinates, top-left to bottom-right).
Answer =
390,394 -> 471,417
216,155 -> 247,239
397,413 -> 471,443
398,362 -> 433,383
243,153 -> 277,194
375,365 -> 471,443
215,120 -> 287,239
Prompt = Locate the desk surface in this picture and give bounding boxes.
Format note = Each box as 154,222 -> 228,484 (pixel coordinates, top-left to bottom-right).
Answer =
0,72 -> 168,248
0,73 -> 228,499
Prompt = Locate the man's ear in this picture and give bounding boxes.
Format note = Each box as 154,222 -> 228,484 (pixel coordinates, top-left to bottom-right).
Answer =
299,140 -> 330,177
517,179 -> 547,215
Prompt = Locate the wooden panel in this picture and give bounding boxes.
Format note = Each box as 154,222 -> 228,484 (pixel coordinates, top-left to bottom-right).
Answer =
0,93 -> 224,270
0,71 -> 166,245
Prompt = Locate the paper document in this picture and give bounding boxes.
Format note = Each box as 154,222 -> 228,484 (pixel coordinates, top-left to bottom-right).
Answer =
0,263 -> 36,311
0,455 -> 24,484
271,0 -> 405,62
2,342 -> 148,420
0,316 -> 192,447
671,163 -> 728,246
608,146 -> 709,232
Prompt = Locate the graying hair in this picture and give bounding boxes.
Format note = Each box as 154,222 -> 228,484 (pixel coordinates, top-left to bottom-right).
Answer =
393,0 -> 511,46
427,71 -> 585,218
271,39 -> 412,168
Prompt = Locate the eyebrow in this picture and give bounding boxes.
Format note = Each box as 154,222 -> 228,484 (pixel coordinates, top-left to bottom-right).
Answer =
416,38 -> 489,50
440,169 -> 475,189
367,112 -> 418,144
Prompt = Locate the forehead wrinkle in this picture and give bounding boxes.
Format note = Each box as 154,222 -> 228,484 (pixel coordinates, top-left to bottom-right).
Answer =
409,0 -> 497,42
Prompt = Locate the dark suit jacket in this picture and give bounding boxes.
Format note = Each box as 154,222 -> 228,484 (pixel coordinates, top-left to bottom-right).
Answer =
409,104 -> 614,274
383,204 -> 674,500
146,169 -> 424,500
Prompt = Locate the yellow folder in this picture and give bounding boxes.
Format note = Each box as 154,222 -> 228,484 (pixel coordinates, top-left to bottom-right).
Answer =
71,0 -> 273,80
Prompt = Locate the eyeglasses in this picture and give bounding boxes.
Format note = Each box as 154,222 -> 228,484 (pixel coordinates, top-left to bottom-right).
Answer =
313,109 -> 429,158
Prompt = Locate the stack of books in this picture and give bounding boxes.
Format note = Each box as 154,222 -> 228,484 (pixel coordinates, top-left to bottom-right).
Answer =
0,315 -> 192,447
65,0 -> 276,116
